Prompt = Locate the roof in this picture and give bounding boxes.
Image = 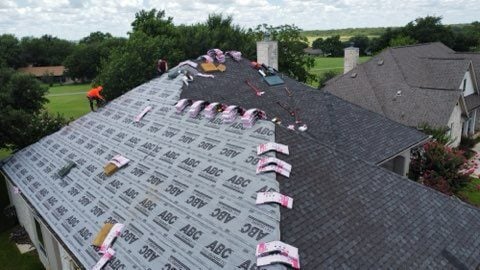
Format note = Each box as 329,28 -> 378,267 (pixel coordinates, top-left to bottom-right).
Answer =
324,42 -> 479,127
1,76 -> 283,269
3,54 -> 479,269
17,66 -> 66,77
181,58 -> 428,164
303,48 -> 323,55
276,127 -> 480,269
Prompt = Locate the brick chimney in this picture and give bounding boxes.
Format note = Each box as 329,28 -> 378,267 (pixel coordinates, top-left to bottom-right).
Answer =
344,46 -> 359,74
257,34 -> 278,70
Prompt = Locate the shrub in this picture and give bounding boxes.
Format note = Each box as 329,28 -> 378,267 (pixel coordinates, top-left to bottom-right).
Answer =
409,141 -> 471,195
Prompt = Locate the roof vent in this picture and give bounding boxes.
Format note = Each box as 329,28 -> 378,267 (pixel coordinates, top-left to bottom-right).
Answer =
377,59 -> 384,66
350,72 -> 357,78
395,90 -> 402,97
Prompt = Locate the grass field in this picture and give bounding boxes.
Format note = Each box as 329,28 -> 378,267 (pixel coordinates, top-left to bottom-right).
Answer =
308,56 -> 371,86
45,83 -> 91,119
458,177 -> 480,207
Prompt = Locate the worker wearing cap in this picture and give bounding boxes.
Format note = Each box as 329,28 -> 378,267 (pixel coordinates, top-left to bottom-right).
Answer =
86,86 -> 105,112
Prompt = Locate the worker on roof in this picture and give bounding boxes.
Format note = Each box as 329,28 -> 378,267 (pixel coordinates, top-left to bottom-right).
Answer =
86,85 -> 105,112
157,59 -> 168,76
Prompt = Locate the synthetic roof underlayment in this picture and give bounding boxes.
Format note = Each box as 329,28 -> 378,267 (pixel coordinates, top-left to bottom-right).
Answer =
2,76 -> 285,269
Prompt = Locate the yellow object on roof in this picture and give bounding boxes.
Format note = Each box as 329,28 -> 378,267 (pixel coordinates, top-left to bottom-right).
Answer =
200,62 -> 218,73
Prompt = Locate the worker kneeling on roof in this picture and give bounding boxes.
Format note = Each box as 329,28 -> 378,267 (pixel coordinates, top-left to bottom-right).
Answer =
86,85 -> 105,112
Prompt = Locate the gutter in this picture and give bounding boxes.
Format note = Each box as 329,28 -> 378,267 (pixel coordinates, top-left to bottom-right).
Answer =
0,168 -> 86,270
375,135 -> 431,165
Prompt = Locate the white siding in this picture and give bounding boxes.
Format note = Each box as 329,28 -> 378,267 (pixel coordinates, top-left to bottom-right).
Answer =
447,102 -> 464,147
6,180 -> 64,270
380,148 -> 411,176
462,71 -> 476,96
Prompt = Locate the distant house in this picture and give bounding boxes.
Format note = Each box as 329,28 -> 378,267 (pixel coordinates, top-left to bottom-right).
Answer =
324,42 -> 480,146
17,65 -> 70,84
303,47 -> 323,56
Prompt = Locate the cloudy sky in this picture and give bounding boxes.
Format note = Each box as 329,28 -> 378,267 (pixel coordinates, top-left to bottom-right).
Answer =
1,0 -> 479,40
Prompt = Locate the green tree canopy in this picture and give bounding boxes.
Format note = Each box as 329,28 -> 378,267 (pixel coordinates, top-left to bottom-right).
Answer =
311,37 -> 323,50
389,35 -> 417,47
64,36 -> 126,81
79,31 -> 113,45
20,35 -> 74,66
402,16 -> 455,47
318,35 -> 344,57
0,67 -> 66,150
0,34 -> 23,68
348,35 -> 370,55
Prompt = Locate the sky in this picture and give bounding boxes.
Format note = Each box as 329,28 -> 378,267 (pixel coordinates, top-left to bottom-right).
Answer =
1,0 -> 479,40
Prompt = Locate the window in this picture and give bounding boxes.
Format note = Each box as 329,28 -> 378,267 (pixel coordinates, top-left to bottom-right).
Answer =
463,78 -> 467,92
34,218 -> 46,254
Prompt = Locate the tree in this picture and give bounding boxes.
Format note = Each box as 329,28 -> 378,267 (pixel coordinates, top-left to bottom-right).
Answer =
389,35 -> 417,47
317,70 -> 338,89
402,16 -> 455,47
0,34 -> 23,68
79,31 -> 113,45
255,24 -> 314,82
312,37 -> 324,49
176,14 -> 256,60
409,141 -> 471,195
130,9 -> 177,38
369,27 -> 402,53
348,35 -> 370,55
20,35 -> 74,66
0,68 -> 66,150
318,35 -> 344,57
64,36 -> 126,81
97,31 -> 183,100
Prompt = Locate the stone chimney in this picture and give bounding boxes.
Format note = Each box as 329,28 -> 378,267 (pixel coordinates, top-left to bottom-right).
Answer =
257,34 -> 278,70
344,46 -> 359,74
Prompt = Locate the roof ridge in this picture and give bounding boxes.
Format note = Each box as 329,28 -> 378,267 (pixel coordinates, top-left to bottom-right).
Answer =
389,41 -> 443,49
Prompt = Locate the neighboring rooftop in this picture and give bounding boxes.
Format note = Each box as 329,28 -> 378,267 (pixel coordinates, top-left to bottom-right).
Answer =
324,42 -> 480,128
17,65 -> 66,77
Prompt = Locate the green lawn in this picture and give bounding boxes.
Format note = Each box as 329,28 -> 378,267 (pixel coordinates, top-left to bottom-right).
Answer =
458,177 -> 480,207
0,169 -> 44,269
0,149 -> 11,160
44,83 -> 91,119
307,56 -> 371,87
0,228 -> 45,270
310,56 -> 371,75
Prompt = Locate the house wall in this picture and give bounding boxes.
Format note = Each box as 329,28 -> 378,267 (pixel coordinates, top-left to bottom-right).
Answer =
462,71 -> 476,96
380,148 -> 411,177
6,180 -> 72,270
447,102 -> 464,147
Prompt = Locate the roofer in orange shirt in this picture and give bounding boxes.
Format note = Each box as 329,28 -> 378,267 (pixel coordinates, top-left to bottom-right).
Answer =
86,86 -> 105,112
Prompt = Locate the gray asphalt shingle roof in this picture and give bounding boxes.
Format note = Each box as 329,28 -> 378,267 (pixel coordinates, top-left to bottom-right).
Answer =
324,42 -> 478,128
181,58 -> 428,164
276,126 -> 480,269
